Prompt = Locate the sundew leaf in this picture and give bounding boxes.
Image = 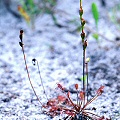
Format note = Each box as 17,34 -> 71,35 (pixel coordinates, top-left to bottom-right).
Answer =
91,3 -> 99,28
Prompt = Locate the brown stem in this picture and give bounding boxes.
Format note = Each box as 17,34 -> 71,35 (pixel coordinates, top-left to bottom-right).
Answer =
83,48 -> 86,105
82,95 -> 99,111
21,43 -> 43,107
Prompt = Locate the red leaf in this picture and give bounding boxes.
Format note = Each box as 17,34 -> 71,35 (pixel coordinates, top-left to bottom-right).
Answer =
57,83 -> 65,91
64,110 -> 75,117
67,91 -> 70,98
97,86 -> 104,95
75,84 -> 78,90
57,95 -> 66,102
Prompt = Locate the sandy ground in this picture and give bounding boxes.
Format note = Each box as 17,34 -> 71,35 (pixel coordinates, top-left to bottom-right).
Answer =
0,0 -> 120,119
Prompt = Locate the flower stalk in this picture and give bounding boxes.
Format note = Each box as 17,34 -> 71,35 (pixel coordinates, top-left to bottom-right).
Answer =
19,30 -> 43,107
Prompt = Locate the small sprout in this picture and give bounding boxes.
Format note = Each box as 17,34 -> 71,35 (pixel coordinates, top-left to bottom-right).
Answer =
75,84 -> 78,90
32,58 -> 37,65
86,57 -> 90,63
91,3 -> 99,28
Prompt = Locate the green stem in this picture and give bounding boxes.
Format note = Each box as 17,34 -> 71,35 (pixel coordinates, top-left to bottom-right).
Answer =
86,62 -> 89,102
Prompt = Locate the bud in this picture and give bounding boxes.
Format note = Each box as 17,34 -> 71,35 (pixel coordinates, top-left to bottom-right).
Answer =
81,19 -> 86,26
79,8 -> 83,16
32,58 -> 37,65
20,29 -> 23,34
86,57 -> 90,63
81,32 -> 85,40
83,40 -> 87,49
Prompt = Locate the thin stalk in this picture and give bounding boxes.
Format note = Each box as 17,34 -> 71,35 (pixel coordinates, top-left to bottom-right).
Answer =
36,60 -> 49,100
82,95 -> 99,111
19,30 -> 43,107
76,89 -> 79,105
83,47 -> 86,105
79,0 -> 86,106
85,62 -> 89,102
83,111 -> 101,118
21,46 -> 43,106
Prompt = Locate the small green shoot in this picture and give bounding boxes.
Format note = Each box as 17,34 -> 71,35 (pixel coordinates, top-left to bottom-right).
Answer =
91,3 -> 99,28
91,3 -> 99,42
